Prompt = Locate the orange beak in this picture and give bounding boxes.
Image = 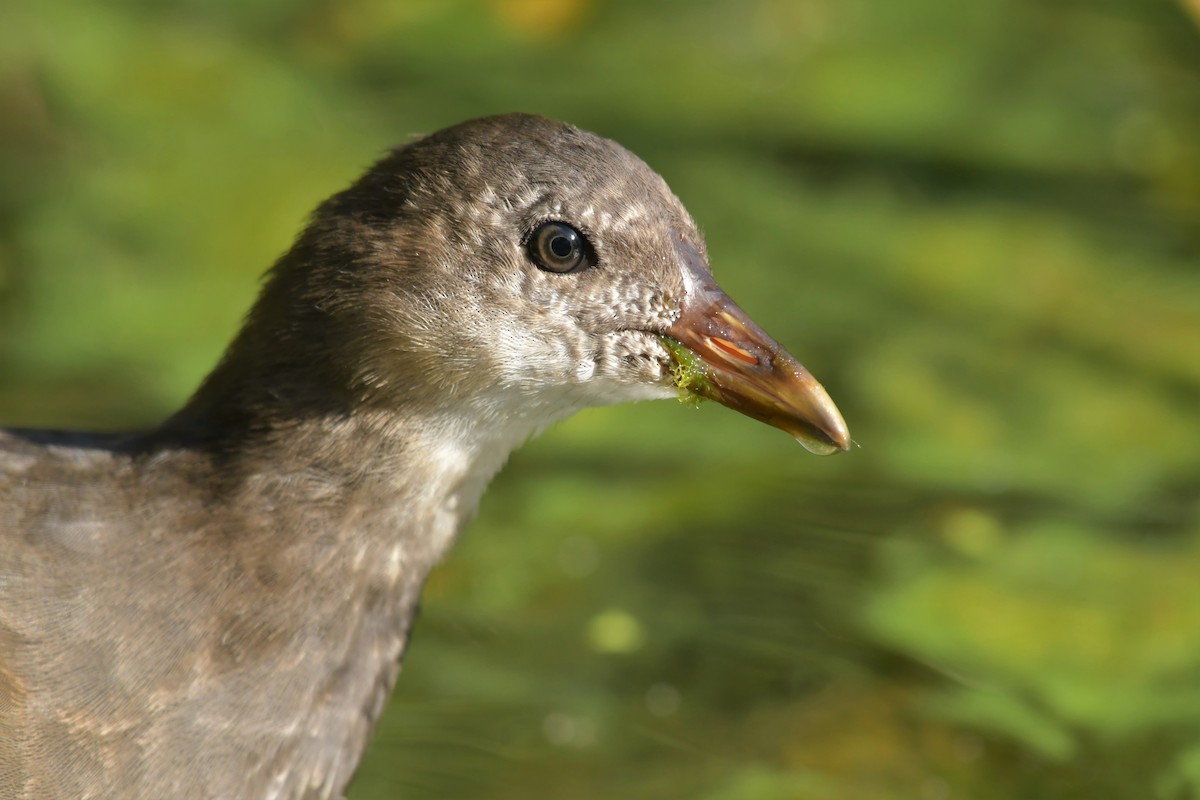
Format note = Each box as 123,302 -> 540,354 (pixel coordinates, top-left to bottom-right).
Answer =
663,240 -> 850,455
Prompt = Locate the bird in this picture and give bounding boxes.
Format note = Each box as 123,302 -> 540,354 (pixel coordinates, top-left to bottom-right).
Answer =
0,113 -> 849,799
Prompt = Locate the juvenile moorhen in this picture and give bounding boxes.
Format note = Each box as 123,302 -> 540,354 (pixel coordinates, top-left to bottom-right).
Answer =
0,114 -> 849,799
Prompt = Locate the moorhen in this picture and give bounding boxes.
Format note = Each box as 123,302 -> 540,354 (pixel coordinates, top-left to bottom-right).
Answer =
0,114 -> 849,799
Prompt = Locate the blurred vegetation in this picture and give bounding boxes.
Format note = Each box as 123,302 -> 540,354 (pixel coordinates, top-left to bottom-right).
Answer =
3,0 -> 1200,798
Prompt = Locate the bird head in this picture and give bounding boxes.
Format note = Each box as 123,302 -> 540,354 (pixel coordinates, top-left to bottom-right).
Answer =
218,114 -> 849,455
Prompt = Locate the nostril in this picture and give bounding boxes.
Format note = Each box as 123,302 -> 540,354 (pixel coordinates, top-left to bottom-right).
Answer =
707,336 -> 758,365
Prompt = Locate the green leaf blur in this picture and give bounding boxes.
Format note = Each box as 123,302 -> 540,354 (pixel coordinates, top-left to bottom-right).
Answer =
2,0 -> 1198,797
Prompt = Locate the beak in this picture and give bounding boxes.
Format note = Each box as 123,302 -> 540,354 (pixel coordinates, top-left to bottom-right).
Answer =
662,240 -> 850,455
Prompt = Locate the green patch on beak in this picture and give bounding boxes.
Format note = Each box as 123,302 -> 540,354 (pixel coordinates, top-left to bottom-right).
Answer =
659,335 -> 710,406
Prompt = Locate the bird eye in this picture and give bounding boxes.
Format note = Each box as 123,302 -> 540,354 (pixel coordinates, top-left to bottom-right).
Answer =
528,221 -> 592,273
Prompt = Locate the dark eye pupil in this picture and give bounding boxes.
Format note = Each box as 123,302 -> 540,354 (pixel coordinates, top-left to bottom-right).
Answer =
549,235 -> 573,258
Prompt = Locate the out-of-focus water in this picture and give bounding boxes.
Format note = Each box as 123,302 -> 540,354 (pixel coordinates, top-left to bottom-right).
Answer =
2,1 -> 1198,797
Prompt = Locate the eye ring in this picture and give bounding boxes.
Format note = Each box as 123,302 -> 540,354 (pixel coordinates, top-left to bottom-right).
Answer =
528,221 -> 593,274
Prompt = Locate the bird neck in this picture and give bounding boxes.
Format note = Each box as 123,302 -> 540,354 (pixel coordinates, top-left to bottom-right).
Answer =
164,398 -> 531,572
139,400 -> 537,792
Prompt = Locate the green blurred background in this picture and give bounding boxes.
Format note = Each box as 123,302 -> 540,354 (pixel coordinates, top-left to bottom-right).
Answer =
3,0 -> 1199,797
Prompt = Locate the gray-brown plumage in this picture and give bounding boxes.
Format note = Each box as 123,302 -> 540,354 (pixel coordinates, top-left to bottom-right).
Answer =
0,114 -> 849,799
